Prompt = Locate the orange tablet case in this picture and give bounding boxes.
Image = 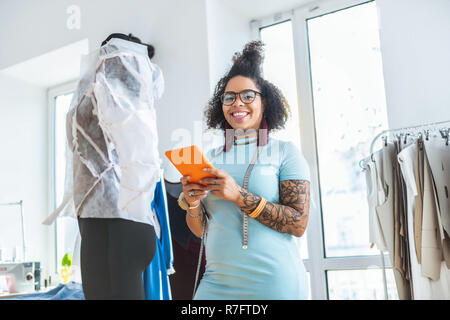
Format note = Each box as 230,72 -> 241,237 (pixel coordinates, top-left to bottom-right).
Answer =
165,145 -> 216,185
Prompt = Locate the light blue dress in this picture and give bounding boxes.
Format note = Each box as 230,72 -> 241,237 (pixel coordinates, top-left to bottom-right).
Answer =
194,136 -> 310,300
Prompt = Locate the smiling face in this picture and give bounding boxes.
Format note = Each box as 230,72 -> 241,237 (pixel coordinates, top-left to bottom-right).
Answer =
222,75 -> 264,132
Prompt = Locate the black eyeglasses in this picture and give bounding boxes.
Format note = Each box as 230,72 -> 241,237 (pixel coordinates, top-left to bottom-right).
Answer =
220,89 -> 263,106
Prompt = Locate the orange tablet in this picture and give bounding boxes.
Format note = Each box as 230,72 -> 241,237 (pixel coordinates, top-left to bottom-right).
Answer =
165,145 -> 216,185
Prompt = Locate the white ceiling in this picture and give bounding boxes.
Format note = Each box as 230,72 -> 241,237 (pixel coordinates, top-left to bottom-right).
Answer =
221,0 -> 316,20
0,39 -> 89,89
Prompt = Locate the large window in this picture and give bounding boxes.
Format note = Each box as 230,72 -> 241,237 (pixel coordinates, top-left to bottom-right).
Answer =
327,268 -> 398,300
260,21 -> 301,150
48,84 -> 78,276
256,0 -> 399,299
307,0 -> 388,259
260,20 -> 308,262
260,21 -> 311,299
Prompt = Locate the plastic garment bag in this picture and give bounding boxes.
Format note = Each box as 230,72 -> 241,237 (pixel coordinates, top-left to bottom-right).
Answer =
43,37 -> 164,227
93,38 -> 164,224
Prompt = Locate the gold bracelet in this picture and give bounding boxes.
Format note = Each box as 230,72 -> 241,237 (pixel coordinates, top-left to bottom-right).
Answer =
189,202 -> 201,209
177,192 -> 190,210
249,197 -> 267,219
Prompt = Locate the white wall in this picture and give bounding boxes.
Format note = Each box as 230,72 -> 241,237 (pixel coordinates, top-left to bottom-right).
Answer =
202,0 -> 253,151
206,0 -> 252,94
0,74 -> 50,274
376,0 -> 450,128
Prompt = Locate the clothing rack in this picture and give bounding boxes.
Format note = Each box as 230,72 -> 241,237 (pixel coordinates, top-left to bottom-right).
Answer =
360,118 -> 450,299
361,119 -> 450,168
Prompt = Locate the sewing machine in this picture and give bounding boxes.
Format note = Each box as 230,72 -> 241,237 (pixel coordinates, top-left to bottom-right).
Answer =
0,201 -> 42,296
0,261 -> 41,296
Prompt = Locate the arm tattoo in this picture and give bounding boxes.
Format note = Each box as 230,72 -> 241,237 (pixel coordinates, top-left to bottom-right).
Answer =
238,180 -> 310,237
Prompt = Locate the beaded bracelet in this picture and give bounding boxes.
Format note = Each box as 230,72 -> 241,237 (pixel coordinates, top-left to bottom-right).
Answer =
188,210 -> 203,218
187,202 -> 203,218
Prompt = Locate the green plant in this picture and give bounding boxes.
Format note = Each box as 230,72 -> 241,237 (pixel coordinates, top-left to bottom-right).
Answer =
62,253 -> 73,268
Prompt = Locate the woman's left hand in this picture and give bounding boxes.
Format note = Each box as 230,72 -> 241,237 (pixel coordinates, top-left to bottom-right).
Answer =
199,168 -> 242,204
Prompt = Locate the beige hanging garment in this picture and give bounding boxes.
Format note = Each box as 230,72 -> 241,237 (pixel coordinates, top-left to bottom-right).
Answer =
376,143 -> 411,299
414,139 -> 424,264
424,138 -> 450,268
421,146 -> 443,280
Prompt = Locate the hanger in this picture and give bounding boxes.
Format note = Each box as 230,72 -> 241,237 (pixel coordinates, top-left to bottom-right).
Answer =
418,132 -> 424,150
439,128 -> 449,146
403,133 -> 410,145
425,129 -> 430,141
382,135 -> 388,147
101,33 -> 155,59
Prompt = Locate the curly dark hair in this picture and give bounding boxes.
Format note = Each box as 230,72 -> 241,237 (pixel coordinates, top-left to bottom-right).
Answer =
204,41 -> 291,132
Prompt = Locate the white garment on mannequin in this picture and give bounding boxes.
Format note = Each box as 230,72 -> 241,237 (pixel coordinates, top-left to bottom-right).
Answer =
92,38 -> 164,225
42,38 -> 164,227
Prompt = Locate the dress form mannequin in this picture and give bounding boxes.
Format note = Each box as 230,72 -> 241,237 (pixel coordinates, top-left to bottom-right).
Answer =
76,34 -> 159,299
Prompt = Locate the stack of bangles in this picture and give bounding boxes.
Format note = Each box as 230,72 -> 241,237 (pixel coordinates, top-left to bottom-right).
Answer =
249,197 -> 267,219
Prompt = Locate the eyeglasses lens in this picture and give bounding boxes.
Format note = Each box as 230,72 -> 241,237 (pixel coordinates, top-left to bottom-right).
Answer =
222,93 -> 235,105
240,90 -> 256,103
221,90 -> 256,105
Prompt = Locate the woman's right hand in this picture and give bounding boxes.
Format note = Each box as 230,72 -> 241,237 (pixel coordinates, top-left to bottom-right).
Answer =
180,176 -> 208,206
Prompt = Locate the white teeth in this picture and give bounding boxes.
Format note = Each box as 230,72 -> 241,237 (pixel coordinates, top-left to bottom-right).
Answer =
232,112 -> 248,117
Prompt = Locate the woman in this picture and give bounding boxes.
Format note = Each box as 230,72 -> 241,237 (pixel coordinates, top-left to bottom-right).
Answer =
180,41 -> 311,299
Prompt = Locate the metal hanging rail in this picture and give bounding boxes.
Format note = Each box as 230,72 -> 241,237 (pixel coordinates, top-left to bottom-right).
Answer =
360,119 -> 450,167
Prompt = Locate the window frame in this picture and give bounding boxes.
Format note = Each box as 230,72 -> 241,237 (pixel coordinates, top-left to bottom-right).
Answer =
47,81 -> 77,274
252,0 -> 392,300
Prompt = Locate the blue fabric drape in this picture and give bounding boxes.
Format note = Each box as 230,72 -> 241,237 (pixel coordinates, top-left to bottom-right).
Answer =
7,282 -> 84,300
143,180 -> 174,300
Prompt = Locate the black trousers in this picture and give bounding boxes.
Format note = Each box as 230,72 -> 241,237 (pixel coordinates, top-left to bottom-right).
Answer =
77,217 -> 156,300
